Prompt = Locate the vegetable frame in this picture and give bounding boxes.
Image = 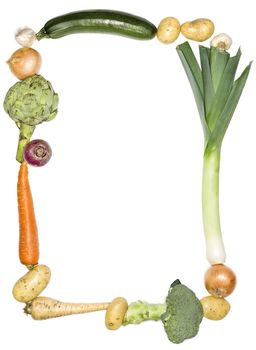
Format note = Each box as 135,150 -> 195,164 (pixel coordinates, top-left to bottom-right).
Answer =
177,42 -> 251,264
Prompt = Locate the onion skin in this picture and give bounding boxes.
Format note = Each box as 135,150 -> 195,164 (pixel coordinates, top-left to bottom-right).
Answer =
7,47 -> 41,80
204,264 -> 237,298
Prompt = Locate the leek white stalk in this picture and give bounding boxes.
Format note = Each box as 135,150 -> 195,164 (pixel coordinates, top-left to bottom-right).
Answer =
202,148 -> 225,263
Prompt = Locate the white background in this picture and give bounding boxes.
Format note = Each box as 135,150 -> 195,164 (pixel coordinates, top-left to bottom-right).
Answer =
0,0 -> 255,349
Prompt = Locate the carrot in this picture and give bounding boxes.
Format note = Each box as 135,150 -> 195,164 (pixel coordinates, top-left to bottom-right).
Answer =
17,161 -> 39,266
24,296 -> 110,320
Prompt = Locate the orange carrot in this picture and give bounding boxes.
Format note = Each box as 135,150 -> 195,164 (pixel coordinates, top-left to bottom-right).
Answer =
17,161 -> 39,266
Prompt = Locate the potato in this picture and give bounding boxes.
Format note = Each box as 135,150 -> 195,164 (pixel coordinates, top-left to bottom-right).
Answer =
157,17 -> 180,44
12,264 -> 51,302
200,295 -> 230,320
105,297 -> 128,330
181,18 -> 214,42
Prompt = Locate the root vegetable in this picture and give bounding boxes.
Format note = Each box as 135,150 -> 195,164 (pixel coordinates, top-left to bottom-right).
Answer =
157,17 -> 180,44
105,297 -> 128,330
13,264 -> 51,302
204,264 -> 236,297
7,47 -> 41,80
24,139 -> 52,167
200,295 -> 230,320
25,296 -> 110,320
181,19 -> 214,42
18,161 -> 39,266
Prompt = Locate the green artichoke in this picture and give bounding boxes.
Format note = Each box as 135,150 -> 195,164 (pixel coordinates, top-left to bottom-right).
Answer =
4,74 -> 59,162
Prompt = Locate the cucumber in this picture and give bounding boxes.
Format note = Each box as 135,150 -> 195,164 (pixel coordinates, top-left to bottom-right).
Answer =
36,10 -> 157,41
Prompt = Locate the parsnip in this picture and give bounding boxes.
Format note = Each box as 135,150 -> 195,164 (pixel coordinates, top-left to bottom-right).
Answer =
25,296 -> 110,320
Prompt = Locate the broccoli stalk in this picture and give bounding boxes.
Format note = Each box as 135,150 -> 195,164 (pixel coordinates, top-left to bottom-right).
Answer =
123,301 -> 166,324
123,280 -> 203,344
3,74 -> 58,162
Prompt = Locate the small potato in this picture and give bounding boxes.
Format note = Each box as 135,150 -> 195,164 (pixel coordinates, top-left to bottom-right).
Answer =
105,297 -> 128,330
12,264 -> 51,302
181,19 -> 214,42
200,295 -> 230,320
157,17 -> 180,44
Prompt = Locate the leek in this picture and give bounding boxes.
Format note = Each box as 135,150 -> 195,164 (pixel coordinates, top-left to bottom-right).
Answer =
177,41 -> 251,264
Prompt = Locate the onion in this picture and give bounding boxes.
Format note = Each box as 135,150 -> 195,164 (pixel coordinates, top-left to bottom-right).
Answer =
204,264 -> 236,298
7,47 -> 41,80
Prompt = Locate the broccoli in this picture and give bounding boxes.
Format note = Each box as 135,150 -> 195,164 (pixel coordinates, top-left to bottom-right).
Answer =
123,279 -> 203,344
161,279 -> 203,343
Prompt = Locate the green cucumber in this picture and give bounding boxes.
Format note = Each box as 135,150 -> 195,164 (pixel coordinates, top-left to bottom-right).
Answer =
36,9 -> 157,41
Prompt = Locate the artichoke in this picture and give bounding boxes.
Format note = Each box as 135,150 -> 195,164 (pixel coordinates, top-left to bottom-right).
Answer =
4,74 -> 59,162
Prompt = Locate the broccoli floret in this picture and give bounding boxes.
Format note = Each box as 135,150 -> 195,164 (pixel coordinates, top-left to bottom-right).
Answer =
161,279 -> 203,344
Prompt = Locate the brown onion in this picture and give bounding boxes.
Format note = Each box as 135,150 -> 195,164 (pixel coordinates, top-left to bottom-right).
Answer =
7,47 -> 41,80
204,264 -> 236,298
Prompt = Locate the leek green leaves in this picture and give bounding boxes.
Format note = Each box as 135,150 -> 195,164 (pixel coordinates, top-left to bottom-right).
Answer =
177,42 -> 251,152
